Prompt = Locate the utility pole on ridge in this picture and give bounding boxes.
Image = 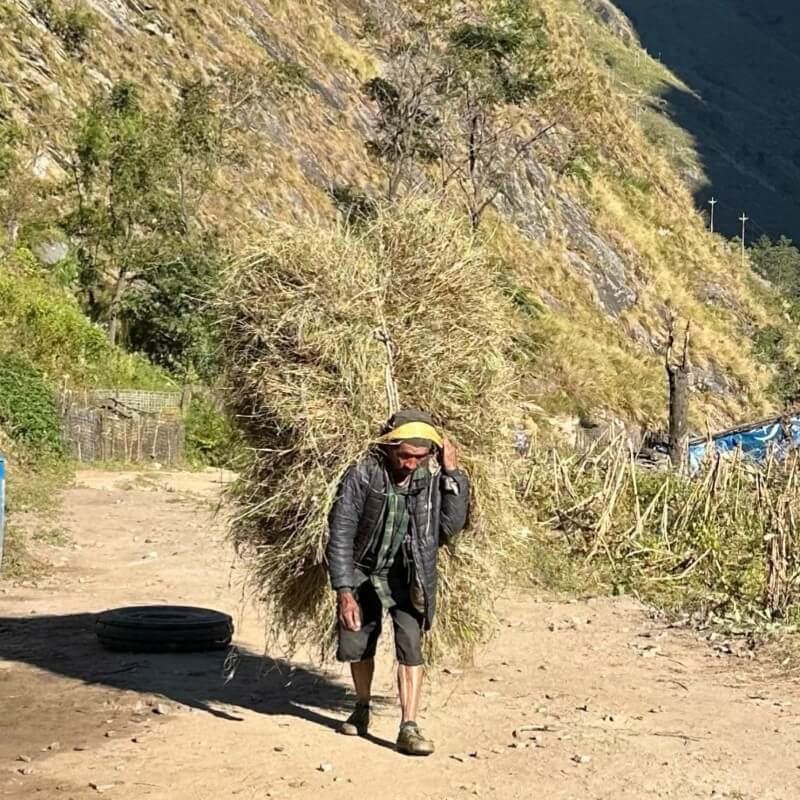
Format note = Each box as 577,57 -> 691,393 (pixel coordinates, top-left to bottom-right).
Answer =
739,212 -> 749,266
708,197 -> 717,233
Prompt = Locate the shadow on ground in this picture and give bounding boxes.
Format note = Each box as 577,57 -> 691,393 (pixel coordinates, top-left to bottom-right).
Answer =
0,611 -> 395,751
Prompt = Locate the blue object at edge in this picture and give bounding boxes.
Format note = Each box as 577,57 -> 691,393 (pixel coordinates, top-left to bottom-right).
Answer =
688,415 -> 800,474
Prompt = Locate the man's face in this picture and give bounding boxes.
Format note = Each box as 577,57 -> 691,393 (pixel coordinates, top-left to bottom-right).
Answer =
385,442 -> 432,479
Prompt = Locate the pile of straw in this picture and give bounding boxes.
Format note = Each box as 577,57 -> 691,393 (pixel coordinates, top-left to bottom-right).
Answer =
524,436 -> 800,622
219,199 -> 532,660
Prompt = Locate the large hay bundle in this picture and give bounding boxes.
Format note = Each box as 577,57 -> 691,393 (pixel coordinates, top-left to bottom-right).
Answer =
220,200 -> 531,660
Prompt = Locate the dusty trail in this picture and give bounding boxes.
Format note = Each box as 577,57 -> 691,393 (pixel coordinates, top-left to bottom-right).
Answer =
1,469 -> 799,799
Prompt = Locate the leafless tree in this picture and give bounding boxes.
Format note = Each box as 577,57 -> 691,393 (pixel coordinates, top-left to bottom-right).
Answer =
363,30 -> 445,199
438,91 -> 558,229
362,3 -> 558,229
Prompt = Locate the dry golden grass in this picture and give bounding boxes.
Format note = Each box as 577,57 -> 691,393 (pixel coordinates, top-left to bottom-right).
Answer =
3,0 -> 788,429
523,435 -> 800,624
219,198 -> 534,660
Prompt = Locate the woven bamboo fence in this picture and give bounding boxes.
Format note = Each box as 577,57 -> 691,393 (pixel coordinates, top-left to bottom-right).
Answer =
59,390 -> 185,465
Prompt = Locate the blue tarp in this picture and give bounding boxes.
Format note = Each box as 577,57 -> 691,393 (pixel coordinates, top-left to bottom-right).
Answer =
688,415 -> 800,473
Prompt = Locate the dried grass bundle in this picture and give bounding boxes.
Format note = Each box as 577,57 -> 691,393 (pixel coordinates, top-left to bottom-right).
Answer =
219,199 -> 531,660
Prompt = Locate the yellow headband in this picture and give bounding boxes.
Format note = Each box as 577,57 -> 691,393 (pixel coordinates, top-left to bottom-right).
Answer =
379,421 -> 443,448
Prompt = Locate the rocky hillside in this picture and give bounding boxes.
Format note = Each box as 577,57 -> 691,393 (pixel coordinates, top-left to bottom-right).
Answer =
0,0 -> 792,433
609,0 -> 800,242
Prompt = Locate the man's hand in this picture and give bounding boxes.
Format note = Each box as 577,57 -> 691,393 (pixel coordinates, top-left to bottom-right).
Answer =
441,437 -> 458,473
338,591 -> 361,632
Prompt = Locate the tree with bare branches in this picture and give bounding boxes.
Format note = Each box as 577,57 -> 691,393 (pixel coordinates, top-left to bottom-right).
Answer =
362,31 -> 444,199
361,1 -> 555,228
436,2 -> 555,229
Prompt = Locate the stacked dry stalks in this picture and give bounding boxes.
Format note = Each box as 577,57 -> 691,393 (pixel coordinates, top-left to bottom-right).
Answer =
524,436 -> 800,622
219,199 -> 533,660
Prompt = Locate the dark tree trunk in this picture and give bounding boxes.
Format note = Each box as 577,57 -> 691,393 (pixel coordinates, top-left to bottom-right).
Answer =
107,264 -> 128,346
665,320 -> 691,472
668,365 -> 690,470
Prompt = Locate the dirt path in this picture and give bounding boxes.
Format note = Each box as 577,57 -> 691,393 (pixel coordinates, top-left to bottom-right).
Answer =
1,469 -> 799,800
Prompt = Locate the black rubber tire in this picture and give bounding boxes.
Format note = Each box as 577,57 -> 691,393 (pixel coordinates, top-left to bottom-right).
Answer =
95,605 -> 234,653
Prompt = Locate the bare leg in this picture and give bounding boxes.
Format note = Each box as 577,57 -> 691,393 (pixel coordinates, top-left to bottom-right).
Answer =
339,660 -> 374,736
350,659 -> 375,705
397,664 -> 424,723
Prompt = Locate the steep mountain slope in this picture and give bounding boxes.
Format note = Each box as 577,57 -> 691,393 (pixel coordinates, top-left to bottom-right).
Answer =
0,0 -> 790,432
606,0 -> 800,241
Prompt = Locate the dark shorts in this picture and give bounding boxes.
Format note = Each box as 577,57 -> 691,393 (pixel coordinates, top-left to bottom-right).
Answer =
337,581 -> 424,667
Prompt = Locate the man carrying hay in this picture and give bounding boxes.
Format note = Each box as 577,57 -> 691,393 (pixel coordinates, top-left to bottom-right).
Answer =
327,409 -> 470,756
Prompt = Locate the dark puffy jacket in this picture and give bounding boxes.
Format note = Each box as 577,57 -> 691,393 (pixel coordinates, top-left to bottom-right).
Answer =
326,452 -> 470,629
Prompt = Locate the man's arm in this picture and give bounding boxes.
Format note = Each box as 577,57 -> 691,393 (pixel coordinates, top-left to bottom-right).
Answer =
326,464 -> 368,592
439,438 -> 470,543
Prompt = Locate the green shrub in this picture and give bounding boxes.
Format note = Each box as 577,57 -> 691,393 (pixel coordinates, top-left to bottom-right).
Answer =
0,252 -> 172,389
59,4 -> 95,54
185,394 -> 246,468
0,113 -> 21,182
329,184 -> 378,226
31,0 -> 58,28
750,235 -> 800,298
268,59 -> 310,98
32,0 -> 96,56
0,353 -> 63,456
751,324 -> 800,404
